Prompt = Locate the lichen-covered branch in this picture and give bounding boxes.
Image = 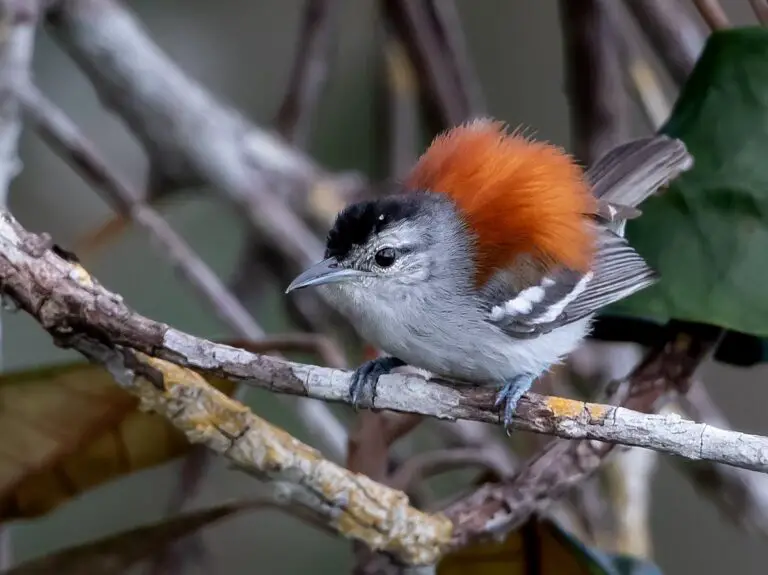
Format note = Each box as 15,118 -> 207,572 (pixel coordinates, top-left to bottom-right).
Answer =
82,344 -> 452,565
0,210 -> 766,478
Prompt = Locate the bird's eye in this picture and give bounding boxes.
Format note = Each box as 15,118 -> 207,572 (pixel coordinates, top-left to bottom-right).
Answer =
374,247 -> 396,268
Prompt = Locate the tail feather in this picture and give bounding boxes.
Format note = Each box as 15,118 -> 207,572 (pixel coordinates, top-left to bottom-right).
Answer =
587,135 -> 694,236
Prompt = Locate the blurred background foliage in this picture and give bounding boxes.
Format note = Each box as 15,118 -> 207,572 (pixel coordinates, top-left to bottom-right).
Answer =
3,0 -> 768,573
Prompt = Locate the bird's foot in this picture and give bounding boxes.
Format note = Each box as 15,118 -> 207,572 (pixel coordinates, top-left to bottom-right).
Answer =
348,356 -> 406,410
494,374 -> 534,433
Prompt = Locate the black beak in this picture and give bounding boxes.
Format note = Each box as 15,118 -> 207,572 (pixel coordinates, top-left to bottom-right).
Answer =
285,258 -> 365,293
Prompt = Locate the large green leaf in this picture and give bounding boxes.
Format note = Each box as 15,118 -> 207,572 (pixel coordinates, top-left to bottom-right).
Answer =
608,27 -> 768,337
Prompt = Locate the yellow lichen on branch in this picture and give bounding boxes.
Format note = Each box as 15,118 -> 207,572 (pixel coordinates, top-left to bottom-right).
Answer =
120,353 -> 453,565
544,396 -> 610,421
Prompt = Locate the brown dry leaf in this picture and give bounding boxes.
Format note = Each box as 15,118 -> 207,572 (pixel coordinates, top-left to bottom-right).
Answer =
436,517 -> 662,575
6,500 -> 260,574
0,362 -> 235,520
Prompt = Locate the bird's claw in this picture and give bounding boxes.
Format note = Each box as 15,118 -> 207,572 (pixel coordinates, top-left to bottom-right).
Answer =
494,374 -> 534,434
348,356 -> 406,410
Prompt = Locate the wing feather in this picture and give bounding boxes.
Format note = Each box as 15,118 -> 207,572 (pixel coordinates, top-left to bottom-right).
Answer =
485,134 -> 692,337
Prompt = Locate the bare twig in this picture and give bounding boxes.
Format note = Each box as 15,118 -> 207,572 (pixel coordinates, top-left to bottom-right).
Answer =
605,438 -> 658,557
228,0 -> 350,340
382,0 -> 474,128
390,448 -> 508,493
691,0 -> 730,31
0,0 -> 38,568
381,26 -> 420,180
275,0 -> 338,147
623,0 -> 707,85
749,0 -> 768,25
559,0 -> 630,165
427,0 -> 485,115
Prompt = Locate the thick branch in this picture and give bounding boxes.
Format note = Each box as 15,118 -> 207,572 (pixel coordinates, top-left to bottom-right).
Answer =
0,212 -> 765,477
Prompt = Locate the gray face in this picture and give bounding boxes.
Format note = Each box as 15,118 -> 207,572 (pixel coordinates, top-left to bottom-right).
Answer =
335,218 -> 433,286
285,192 -> 476,310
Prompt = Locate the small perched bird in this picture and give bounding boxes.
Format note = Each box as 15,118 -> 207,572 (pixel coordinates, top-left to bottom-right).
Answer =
286,119 -> 693,427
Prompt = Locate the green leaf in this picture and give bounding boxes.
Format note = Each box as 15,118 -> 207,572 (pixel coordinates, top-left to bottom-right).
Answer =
608,27 -> 768,337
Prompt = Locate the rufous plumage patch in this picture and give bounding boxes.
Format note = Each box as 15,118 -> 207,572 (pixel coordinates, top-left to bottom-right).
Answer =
404,119 -> 597,285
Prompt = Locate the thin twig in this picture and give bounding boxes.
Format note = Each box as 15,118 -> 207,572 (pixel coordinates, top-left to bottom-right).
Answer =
427,0 -> 485,115
691,0 -> 730,30
749,0 -> 768,25
623,0 -> 707,85
45,0 -> 352,274
275,0 -> 338,147
382,0 -> 472,127
228,0 -> 352,345
559,0 -> 630,165
381,25 -> 421,180
390,448 -> 507,492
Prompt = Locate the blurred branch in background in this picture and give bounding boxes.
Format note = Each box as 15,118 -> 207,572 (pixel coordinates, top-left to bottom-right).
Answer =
0,0 -> 37,568
623,0 -> 706,86
559,0 -> 630,165
749,0 -> 768,25
692,0 -> 731,30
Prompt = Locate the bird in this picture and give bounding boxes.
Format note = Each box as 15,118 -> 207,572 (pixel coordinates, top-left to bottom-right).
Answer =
286,118 -> 693,428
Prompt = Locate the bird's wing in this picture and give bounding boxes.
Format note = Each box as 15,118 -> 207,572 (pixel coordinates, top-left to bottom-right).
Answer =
485,227 -> 657,338
589,134 -> 693,236
485,134 -> 693,338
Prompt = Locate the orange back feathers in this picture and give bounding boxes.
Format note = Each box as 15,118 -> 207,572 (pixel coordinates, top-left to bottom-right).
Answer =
404,120 -> 597,285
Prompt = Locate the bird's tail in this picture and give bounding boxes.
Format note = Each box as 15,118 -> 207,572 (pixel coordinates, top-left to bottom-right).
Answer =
586,135 -> 694,236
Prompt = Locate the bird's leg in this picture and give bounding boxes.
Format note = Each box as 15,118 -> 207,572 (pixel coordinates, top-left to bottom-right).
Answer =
494,374 -> 534,432
348,356 -> 406,409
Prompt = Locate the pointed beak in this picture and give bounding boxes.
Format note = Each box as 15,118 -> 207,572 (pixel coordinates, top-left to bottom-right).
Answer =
285,258 -> 364,293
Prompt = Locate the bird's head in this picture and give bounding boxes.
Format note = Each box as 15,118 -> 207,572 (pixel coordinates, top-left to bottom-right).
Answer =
286,191 -> 474,302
